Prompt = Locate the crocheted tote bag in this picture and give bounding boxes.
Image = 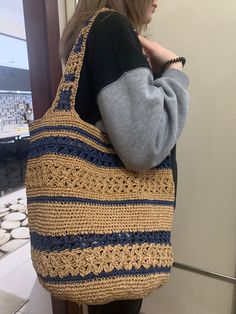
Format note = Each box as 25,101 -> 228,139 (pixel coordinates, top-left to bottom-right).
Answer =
25,7 -> 175,305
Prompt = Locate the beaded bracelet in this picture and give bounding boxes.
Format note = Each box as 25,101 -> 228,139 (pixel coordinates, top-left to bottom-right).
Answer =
161,57 -> 186,73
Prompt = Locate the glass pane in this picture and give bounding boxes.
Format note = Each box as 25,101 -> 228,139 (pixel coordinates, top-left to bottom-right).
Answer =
0,0 -> 31,259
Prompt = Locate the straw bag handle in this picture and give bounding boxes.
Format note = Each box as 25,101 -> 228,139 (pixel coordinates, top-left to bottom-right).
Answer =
47,7 -> 112,115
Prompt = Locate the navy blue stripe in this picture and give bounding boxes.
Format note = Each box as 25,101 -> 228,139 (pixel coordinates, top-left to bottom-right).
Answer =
30,230 -> 171,252
28,136 -> 124,167
39,266 -> 171,283
27,195 -> 175,207
30,125 -> 113,148
27,136 -> 172,169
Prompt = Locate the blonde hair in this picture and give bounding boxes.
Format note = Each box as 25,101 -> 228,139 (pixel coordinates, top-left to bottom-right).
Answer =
60,0 -> 151,64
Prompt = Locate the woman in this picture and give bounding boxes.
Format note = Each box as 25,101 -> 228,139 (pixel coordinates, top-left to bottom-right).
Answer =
23,103 -> 33,124
60,1 -> 190,313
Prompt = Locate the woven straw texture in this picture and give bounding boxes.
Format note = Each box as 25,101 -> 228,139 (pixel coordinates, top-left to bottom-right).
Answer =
25,7 -> 175,305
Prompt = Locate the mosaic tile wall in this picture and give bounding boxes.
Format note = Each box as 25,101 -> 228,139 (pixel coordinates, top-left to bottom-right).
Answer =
0,93 -> 33,125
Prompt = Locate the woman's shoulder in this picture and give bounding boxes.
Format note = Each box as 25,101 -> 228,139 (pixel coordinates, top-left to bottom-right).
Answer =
90,10 -> 136,37
87,10 -> 142,54
94,10 -> 132,27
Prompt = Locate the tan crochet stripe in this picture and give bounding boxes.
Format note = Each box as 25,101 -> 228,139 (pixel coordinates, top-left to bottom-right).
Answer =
29,111 -> 109,143
32,243 -> 173,278
29,131 -> 115,154
28,203 -> 174,235
26,156 -> 175,200
39,272 -> 170,305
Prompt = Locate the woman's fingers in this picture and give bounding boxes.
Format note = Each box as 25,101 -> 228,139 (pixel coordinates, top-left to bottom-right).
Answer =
138,35 -> 153,50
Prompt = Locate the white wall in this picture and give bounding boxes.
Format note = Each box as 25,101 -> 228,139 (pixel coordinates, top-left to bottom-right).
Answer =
142,1 -> 236,313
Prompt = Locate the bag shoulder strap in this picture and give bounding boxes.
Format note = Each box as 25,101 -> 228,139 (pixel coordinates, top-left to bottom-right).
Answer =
47,7 -> 113,116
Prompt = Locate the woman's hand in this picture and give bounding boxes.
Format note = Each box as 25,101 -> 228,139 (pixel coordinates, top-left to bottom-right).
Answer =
138,35 -> 182,74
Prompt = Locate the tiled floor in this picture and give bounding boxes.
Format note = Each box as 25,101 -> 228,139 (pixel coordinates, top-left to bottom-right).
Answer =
0,241 -> 52,314
0,189 -> 52,313
0,193 -> 29,260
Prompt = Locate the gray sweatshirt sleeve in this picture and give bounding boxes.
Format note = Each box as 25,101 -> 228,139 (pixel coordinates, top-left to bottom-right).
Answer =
96,67 -> 190,172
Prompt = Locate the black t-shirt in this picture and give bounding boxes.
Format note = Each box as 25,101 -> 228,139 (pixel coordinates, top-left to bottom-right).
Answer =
74,11 -> 178,196
75,11 -> 150,124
